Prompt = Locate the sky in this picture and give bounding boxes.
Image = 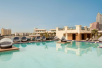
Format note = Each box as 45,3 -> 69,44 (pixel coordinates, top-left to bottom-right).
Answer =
0,0 -> 102,33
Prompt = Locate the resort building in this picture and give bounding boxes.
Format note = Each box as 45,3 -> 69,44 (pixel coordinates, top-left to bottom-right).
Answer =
34,28 -> 46,34
90,22 -> 99,30
56,25 -> 91,41
1,28 -> 11,36
34,28 -> 56,34
50,29 -> 56,33
96,13 -> 102,30
15,32 -> 29,36
46,29 -> 56,33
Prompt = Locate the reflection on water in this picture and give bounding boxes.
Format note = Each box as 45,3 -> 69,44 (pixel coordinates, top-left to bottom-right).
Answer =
13,43 -> 28,48
42,42 -> 48,49
56,41 -> 100,56
20,43 -> 27,48
0,50 -> 19,61
36,42 -> 41,46
13,41 -> 102,57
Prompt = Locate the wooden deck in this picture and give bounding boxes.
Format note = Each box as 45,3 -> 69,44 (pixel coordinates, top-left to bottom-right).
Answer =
0,46 -> 19,52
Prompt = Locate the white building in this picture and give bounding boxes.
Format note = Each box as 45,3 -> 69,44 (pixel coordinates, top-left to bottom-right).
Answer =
34,28 -> 56,34
34,28 -> 46,34
56,25 -> 91,41
15,32 -> 29,36
96,13 -> 102,30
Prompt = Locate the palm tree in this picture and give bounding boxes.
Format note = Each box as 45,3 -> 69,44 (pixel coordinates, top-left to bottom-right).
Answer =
54,32 -> 56,36
44,32 -> 49,38
91,29 -> 98,38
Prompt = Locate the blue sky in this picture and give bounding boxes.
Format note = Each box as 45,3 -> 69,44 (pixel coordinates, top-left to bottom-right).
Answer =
0,0 -> 102,33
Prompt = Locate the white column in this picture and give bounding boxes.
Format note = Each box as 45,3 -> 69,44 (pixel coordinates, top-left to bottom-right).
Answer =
64,26 -> 68,40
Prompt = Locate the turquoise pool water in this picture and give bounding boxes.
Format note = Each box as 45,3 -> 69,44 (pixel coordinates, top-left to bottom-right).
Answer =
0,41 -> 102,68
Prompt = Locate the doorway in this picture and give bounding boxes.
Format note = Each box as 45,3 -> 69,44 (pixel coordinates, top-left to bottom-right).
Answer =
72,34 -> 76,40
82,34 -> 85,40
87,34 -> 90,38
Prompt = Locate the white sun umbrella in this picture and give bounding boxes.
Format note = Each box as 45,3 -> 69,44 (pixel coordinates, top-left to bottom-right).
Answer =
98,36 -> 102,41
0,38 -> 13,44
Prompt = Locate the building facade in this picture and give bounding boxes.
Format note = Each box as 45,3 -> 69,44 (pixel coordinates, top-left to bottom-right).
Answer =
34,28 -> 46,34
96,13 -> 102,30
90,22 -> 99,30
56,25 -> 91,41
15,32 -> 29,36
1,28 -> 11,36
34,28 -> 56,34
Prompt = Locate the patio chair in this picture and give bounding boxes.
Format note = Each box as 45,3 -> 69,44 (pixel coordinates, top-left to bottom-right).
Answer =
13,37 -> 21,42
42,36 -> 46,41
54,36 -> 59,40
0,38 -> 13,49
35,36 -> 41,41
86,38 -> 89,41
61,36 -> 67,42
89,38 -> 92,41
21,37 -> 27,42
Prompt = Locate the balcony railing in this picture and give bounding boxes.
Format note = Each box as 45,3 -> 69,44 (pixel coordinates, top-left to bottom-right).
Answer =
68,27 -> 76,30
58,28 -> 65,30
81,27 -> 85,30
87,28 -> 90,31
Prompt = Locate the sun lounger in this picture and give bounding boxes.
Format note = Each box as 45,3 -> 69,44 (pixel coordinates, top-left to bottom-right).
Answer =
35,36 -> 41,41
86,38 -> 89,41
42,36 -> 46,41
54,36 -> 59,40
0,38 -> 13,49
13,37 -> 20,42
21,37 -> 27,42
61,36 -> 67,42
89,38 -> 92,41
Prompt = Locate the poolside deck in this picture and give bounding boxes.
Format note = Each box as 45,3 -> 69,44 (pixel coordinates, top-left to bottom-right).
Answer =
0,46 -> 19,52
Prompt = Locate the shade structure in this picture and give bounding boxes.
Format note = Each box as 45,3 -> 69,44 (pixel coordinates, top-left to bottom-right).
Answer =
98,36 -> 102,41
0,38 -> 13,43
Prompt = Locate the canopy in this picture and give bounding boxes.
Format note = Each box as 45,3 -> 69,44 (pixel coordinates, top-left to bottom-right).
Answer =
0,38 -> 13,43
98,36 -> 102,41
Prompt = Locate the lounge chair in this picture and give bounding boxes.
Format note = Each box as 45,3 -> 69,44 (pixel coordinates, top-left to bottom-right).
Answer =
42,36 -> 46,41
0,38 -> 13,49
13,37 -> 21,42
86,38 -> 89,41
61,36 -> 67,42
54,36 -> 59,40
89,38 -> 92,41
21,37 -> 27,42
35,36 -> 41,41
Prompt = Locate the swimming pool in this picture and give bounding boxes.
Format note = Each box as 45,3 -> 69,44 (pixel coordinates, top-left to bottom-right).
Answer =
0,41 -> 102,68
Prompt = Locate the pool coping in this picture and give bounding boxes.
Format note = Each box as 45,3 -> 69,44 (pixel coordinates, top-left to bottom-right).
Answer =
13,40 -> 59,44
67,40 -> 102,44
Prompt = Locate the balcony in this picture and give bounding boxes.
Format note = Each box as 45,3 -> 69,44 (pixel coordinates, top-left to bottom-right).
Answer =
87,28 -> 90,31
81,27 -> 85,30
58,28 -> 65,30
68,27 -> 76,30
